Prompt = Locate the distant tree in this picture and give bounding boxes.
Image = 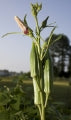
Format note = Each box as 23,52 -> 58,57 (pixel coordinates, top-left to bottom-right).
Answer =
68,46 -> 71,75
46,34 -> 70,77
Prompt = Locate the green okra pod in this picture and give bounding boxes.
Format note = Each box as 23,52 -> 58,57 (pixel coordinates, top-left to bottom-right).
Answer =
33,76 -> 41,105
30,42 -> 39,77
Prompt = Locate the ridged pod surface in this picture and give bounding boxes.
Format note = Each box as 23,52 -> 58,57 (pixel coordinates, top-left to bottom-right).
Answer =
30,42 -> 41,104
43,50 -> 53,107
30,42 -> 38,77
33,77 -> 41,104
43,50 -> 53,94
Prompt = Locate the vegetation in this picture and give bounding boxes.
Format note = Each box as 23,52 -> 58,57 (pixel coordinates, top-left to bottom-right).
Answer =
2,2 -> 57,120
1,2 -> 71,120
0,76 -> 71,120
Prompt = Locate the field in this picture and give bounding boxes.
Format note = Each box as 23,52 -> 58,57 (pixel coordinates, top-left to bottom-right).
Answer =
1,77 -> 71,102
0,76 -> 71,120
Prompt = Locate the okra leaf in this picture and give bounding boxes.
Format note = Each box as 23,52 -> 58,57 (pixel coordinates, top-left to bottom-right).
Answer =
1,32 -> 24,38
46,26 -> 56,47
23,14 -> 28,26
49,34 -> 62,46
41,26 -> 56,60
40,16 -> 49,30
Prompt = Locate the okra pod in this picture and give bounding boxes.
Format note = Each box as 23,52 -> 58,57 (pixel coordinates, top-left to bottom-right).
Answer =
33,77 -> 41,105
43,50 -> 53,107
30,42 -> 38,77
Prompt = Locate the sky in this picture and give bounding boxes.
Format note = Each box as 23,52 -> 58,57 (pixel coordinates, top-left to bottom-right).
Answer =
0,0 -> 71,72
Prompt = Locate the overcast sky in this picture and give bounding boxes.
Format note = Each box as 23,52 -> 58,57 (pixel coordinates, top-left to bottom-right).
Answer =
0,0 -> 71,72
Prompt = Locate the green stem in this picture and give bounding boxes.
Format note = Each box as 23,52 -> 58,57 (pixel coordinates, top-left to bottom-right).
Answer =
35,16 -> 39,34
41,104 -> 45,120
35,16 -> 41,59
39,60 -> 45,120
35,15 -> 46,120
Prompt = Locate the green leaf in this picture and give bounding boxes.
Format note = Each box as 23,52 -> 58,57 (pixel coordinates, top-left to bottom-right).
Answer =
1,32 -> 24,38
11,95 -> 21,110
40,16 -> 49,30
47,26 -> 56,47
23,14 -> 28,26
0,92 -> 10,106
41,26 -> 56,60
46,21 -> 56,27
50,34 -> 62,46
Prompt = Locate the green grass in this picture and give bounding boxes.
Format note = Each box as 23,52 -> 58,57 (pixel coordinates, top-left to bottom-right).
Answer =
53,82 -> 71,102
52,80 -> 71,109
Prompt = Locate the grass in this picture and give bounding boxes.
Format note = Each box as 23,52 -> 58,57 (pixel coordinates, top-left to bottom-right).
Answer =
52,80 -> 71,110
53,82 -> 71,103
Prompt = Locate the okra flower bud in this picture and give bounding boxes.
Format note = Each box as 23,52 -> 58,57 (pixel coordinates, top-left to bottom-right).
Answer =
14,16 -> 29,35
14,16 -> 34,37
31,3 -> 42,17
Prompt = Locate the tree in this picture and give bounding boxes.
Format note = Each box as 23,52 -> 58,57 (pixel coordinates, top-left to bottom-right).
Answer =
67,46 -> 71,75
46,34 -> 70,77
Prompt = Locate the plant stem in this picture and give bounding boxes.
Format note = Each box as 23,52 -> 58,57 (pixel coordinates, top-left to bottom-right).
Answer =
39,60 -> 45,120
41,104 -> 45,120
35,15 -> 46,120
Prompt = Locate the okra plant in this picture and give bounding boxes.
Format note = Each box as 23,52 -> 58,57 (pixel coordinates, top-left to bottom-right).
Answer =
2,3 -> 61,120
